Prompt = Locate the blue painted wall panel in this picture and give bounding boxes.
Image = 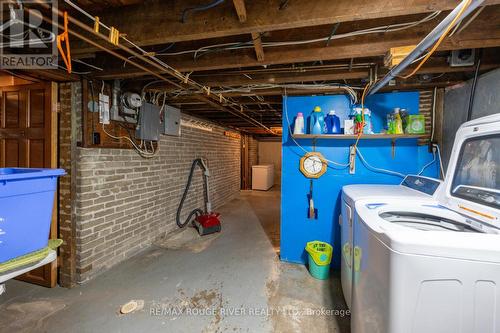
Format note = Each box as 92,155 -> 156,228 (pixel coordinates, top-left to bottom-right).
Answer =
280,92 -> 439,267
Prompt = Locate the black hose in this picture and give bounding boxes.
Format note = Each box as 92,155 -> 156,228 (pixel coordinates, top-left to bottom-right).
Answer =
176,158 -> 209,228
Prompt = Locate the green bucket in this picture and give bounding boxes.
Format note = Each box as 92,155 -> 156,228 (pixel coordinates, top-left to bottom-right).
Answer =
305,241 -> 333,280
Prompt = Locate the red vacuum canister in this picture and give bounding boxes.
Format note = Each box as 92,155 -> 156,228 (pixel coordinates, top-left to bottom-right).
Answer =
194,212 -> 221,236
176,158 -> 222,236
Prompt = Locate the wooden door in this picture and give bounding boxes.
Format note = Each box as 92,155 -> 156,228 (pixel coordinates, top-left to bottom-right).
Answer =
241,135 -> 251,190
0,82 -> 58,287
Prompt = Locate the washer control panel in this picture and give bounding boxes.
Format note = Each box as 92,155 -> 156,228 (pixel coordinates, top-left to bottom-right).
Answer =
401,175 -> 442,196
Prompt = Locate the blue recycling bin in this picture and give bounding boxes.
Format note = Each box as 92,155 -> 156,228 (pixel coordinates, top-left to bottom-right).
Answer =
0,168 -> 65,264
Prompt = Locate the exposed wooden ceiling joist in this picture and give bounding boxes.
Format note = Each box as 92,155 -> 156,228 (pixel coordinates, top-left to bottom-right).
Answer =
71,0 -> 500,56
232,0 -> 247,23
93,7 -> 500,79
251,32 -> 265,61
120,58 -> 500,91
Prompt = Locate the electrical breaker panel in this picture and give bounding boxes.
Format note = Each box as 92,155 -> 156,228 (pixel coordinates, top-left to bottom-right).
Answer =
162,105 -> 181,136
135,102 -> 160,141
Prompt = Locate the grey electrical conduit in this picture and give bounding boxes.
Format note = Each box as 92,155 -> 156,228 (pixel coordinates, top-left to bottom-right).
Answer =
368,0 -> 486,95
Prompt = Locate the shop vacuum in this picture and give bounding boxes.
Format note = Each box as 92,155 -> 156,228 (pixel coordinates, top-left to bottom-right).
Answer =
176,158 -> 221,236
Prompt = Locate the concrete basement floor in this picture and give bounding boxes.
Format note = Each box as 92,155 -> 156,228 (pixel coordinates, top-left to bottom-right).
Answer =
0,188 -> 350,333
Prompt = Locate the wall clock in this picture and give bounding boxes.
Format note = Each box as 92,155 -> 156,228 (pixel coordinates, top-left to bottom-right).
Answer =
300,152 -> 327,178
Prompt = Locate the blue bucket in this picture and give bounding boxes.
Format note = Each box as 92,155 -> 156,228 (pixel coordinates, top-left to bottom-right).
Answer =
0,168 -> 65,263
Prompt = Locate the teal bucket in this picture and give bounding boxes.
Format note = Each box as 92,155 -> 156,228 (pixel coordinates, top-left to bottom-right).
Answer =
305,241 -> 333,280
307,253 -> 331,280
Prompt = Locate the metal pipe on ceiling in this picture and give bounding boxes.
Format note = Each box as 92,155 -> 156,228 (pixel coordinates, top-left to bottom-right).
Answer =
368,0 -> 485,95
26,0 -> 276,135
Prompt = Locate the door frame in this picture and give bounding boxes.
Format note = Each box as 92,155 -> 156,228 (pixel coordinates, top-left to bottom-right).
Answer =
241,134 -> 251,190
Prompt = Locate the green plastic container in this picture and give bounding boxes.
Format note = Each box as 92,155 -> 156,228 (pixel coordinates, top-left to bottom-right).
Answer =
305,241 -> 333,280
406,115 -> 426,134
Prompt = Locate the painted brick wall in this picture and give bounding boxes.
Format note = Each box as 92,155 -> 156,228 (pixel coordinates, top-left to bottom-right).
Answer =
74,117 -> 241,282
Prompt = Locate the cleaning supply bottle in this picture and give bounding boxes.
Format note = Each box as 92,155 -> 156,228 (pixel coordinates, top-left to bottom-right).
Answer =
394,108 -> 404,134
352,107 -> 364,135
362,108 -> 374,134
325,110 -> 341,134
386,113 -> 395,134
293,112 -> 305,135
309,106 -> 326,135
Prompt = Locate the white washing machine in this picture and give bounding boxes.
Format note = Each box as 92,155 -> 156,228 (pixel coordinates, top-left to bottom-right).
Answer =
341,177 -> 442,308
350,114 -> 500,333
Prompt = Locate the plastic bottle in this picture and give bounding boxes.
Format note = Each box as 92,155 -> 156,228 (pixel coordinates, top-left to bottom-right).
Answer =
362,108 -> 374,134
386,113 -> 395,134
325,110 -> 341,134
293,112 -> 305,135
309,106 -> 326,135
400,108 -> 409,133
394,108 -> 404,134
352,106 -> 372,135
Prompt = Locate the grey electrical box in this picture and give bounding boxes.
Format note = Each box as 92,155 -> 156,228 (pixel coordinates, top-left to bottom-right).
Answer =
450,49 -> 475,67
162,105 -> 181,136
135,102 -> 160,141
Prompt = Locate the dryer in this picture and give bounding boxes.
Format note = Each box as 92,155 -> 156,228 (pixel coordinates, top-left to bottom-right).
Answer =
350,114 -> 500,333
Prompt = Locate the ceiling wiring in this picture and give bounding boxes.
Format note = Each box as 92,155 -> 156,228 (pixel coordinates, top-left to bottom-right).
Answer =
449,6 -> 484,36
400,0 -> 472,79
55,0 -> 276,134
147,11 -> 441,60
163,83 -> 360,104
73,59 -> 104,71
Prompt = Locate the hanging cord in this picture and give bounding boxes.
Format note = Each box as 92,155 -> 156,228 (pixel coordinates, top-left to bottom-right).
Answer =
418,149 -> 437,175
352,80 -> 376,152
355,147 -> 406,178
430,87 -> 437,142
100,122 -> 159,158
435,144 -> 446,179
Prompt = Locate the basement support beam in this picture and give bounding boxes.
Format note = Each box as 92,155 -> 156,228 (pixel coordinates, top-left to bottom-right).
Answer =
70,0 -> 500,55
232,0 -> 247,22
251,32 -> 265,61
95,26 -> 500,79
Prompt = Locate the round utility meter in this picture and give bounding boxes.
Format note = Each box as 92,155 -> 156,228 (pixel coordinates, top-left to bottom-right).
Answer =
122,92 -> 142,109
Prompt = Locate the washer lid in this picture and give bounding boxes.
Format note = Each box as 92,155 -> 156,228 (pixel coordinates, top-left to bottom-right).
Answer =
342,184 -> 429,207
355,200 -> 500,262
379,210 -> 482,233
436,114 -> 500,227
